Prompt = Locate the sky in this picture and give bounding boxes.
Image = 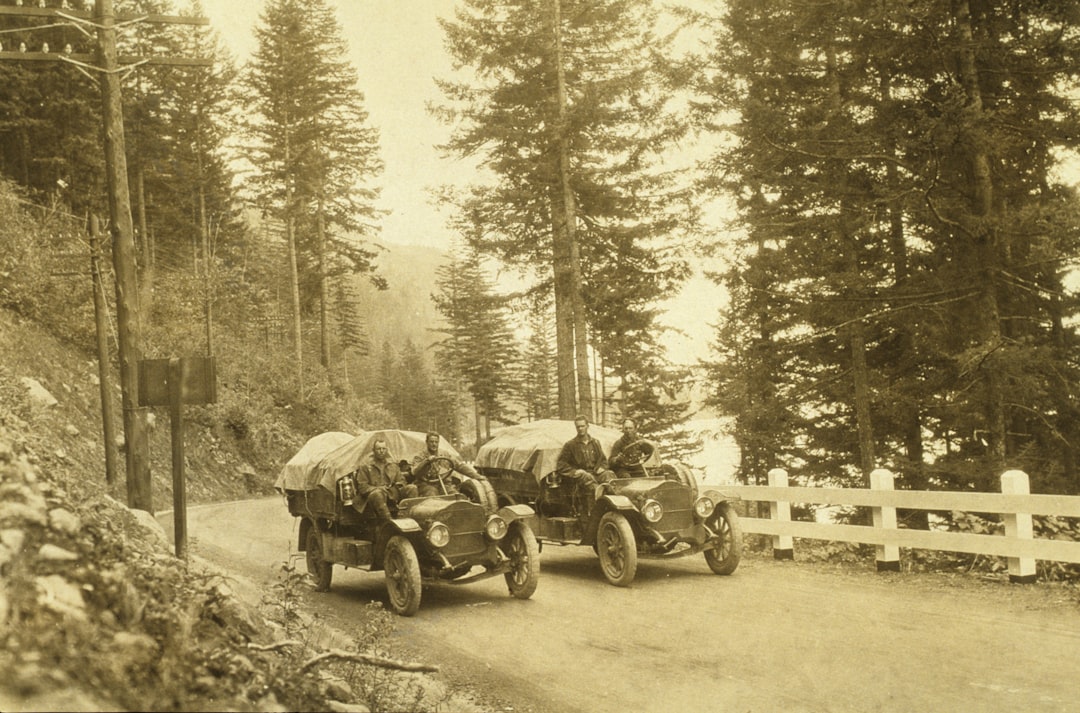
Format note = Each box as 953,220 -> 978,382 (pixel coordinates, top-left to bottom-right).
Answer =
199,0 -> 732,367
203,0 -> 461,249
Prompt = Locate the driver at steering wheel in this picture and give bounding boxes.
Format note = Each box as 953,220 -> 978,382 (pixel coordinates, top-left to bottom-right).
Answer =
609,417 -> 650,477
411,431 -> 481,497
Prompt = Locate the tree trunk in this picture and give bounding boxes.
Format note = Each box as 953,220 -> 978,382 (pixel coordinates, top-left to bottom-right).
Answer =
284,131 -> 303,396
547,0 -> 577,419
200,183 -> 212,356
826,41 -> 874,484
954,0 -> 1006,473
549,0 -> 590,420
136,166 -> 153,313
318,199 -> 329,369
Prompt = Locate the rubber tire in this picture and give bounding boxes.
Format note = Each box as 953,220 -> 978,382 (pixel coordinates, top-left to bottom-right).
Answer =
461,476 -> 499,512
596,511 -> 638,587
504,522 -> 540,600
305,524 -> 333,592
384,535 -> 422,616
672,463 -> 699,498
704,502 -> 743,575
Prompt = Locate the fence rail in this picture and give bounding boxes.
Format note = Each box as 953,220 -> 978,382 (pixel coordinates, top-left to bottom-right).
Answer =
720,468 -> 1080,583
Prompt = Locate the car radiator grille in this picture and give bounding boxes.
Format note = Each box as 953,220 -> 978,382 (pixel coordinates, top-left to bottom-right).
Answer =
654,488 -> 694,532
440,505 -> 488,559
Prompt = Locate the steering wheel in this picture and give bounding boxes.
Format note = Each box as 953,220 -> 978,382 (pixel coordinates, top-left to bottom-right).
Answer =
612,440 -> 654,468
414,456 -> 454,482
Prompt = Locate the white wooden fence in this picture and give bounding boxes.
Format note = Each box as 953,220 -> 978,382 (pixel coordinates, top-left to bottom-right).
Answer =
722,468 -> 1080,583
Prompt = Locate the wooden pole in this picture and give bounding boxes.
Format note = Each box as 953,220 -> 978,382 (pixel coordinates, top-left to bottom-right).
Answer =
89,215 -> 118,486
96,0 -> 152,511
169,358 -> 188,560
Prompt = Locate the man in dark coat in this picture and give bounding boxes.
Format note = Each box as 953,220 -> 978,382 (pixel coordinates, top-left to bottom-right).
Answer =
355,437 -> 418,520
556,416 -> 615,513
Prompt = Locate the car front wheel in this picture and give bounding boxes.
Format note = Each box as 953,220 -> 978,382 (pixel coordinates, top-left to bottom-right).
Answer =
305,523 -> 332,592
504,521 -> 540,599
704,502 -> 743,575
596,511 -> 637,587
384,535 -> 422,616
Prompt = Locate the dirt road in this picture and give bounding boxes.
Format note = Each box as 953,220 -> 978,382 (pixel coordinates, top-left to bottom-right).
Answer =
175,497 -> 1080,713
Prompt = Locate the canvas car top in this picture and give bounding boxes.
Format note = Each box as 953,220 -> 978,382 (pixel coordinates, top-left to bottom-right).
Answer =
276,429 -> 463,492
475,419 -> 660,482
274,431 -> 356,492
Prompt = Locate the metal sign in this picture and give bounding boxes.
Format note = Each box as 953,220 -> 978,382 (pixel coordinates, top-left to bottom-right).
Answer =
138,357 -> 216,406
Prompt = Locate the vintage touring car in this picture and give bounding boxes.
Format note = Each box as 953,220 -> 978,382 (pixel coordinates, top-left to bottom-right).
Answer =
275,429 -> 540,616
475,419 -> 741,587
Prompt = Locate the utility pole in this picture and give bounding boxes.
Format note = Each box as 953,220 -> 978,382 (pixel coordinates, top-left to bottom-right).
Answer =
96,0 -> 151,510
0,2 -> 209,513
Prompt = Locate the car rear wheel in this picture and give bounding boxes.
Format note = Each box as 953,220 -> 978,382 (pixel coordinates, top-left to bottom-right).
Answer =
504,521 -> 540,599
597,511 -> 637,587
384,535 -> 422,616
704,502 -> 743,575
305,524 -> 333,592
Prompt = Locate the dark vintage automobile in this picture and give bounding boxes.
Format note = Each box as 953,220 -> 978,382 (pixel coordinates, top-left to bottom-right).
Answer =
475,419 -> 741,587
275,429 -> 540,616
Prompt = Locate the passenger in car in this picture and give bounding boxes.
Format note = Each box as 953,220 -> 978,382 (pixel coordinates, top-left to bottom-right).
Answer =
556,416 -> 616,514
355,437 -> 418,520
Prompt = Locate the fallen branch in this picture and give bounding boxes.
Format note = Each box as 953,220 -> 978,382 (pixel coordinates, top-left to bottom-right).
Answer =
300,649 -> 439,674
248,640 -> 304,652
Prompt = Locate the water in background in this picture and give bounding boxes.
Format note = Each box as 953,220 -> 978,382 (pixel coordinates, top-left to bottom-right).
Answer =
680,418 -> 740,486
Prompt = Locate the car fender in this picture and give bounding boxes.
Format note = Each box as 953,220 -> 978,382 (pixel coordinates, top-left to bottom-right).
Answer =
387,517 -> 423,535
498,503 -> 538,531
701,488 -> 741,504
298,517 -> 313,551
600,493 -> 637,511
498,503 -> 536,521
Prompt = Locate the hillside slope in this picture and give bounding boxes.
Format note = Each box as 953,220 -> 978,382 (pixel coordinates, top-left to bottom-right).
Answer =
0,307 -> 483,711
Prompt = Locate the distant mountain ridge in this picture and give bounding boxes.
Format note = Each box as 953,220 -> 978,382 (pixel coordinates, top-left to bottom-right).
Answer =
351,241 -> 448,360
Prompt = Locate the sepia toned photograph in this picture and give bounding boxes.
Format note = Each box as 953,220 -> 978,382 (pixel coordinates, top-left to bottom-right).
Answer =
1,1 -> 1079,711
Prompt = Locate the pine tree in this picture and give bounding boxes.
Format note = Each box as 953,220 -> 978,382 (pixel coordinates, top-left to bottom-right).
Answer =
695,0 -> 1080,492
432,242 -> 519,445
435,0 -> 693,420
241,0 -> 383,395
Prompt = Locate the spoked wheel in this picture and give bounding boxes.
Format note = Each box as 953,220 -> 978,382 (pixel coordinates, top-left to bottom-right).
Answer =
460,476 -> 499,512
305,524 -> 333,592
704,502 -> 743,575
596,511 -> 638,587
384,535 -> 422,616
504,522 -> 540,599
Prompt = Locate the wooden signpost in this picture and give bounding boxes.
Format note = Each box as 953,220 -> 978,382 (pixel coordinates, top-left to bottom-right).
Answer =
139,357 -> 216,559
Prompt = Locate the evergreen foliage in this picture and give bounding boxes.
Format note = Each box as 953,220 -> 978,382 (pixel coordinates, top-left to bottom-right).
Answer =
434,0 -> 693,424
694,0 -> 1080,494
431,242 -> 519,442
241,0 -> 383,295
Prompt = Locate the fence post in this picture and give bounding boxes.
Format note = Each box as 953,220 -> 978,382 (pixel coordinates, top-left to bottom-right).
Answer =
870,469 -> 900,572
1001,470 -> 1037,584
768,468 -> 794,560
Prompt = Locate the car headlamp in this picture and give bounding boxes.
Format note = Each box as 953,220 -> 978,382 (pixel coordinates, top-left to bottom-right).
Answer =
641,499 -> 663,523
694,496 -> 715,519
485,515 -> 508,541
426,522 -> 451,548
